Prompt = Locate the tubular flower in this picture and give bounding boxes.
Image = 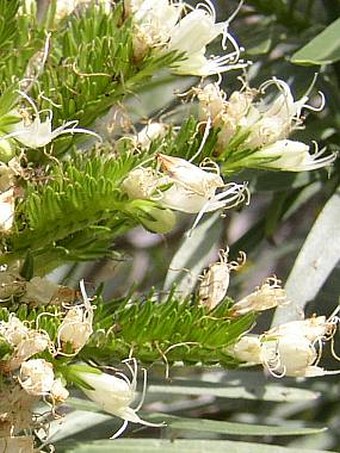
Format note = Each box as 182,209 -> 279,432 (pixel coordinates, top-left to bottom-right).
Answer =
266,307 -> 340,345
230,276 -> 288,316
125,0 -> 247,76
259,334 -> 323,377
157,154 -> 249,229
4,91 -> 100,149
198,248 -> 246,310
197,79 -> 336,172
57,280 -> 93,354
51,378 -> 69,404
249,140 -> 337,172
75,359 -> 163,439
123,155 -> 249,230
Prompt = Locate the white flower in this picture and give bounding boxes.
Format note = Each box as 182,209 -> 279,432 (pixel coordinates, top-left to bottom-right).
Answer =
126,0 -> 183,53
267,308 -> 340,344
0,187 -> 15,232
198,248 -> 246,310
197,82 -> 228,125
0,314 -> 51,370
0,315 -> 29,347
168,2 -> 247,76
10,331 -> 50,370
240,77 -> 324,149
259,334 -> 323,377
157,154 -> 249,225
230,307 -> 340,377
4,91 -> 101,149
250,139 -> 337,172
126,0 -> 247,76
260,308 -> 340,377
76,359 -> 163,439
57,280 -> 93,354
231,276 -> 288,316
123,155 -> 249,231
19,358 -> 55,396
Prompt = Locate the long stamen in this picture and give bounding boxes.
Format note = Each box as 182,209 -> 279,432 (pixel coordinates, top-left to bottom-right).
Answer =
110,419 -> 129,440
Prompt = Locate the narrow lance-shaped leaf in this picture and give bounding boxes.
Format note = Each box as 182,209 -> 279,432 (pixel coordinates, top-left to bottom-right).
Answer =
291,17 -> 340,65
272,186 -> 340,326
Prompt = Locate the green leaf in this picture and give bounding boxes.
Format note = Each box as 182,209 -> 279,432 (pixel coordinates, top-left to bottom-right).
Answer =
147,413 -> 326,437
58,438 -> 336,453
272,185 -> 340,325
291,18 -> 340,65
147,378 -> 319,402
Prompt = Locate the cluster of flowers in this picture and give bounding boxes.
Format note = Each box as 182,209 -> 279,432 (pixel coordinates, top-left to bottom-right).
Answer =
0,277 -> 161,438
195,249 -> 340,378
123,153 -> 249,231
0,280 -> 92,401
230,308 -> 340,378
124,0 -> 248,76
196,78 -> 336,171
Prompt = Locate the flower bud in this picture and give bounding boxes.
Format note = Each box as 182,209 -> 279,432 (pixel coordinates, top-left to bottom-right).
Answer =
228,335 -> 262,365
199,249 -> 245,310
0,134 -> 14,163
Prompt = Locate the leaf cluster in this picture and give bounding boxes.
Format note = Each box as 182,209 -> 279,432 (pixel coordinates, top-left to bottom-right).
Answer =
82,292 -> 255,367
